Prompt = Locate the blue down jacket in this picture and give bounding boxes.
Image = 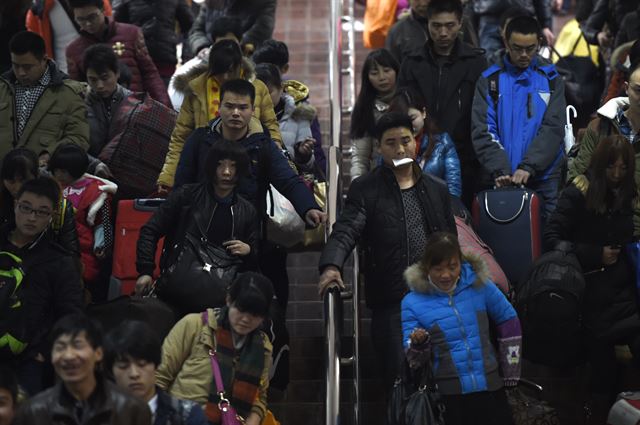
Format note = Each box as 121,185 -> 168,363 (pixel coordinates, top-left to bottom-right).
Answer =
471,55 -> 566,181
419,132 -> 462,197
401,255 -> 517,395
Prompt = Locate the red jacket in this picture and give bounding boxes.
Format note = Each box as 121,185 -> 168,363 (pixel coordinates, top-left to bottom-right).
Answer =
65,17 -> 171,107
26,0 -> 112,60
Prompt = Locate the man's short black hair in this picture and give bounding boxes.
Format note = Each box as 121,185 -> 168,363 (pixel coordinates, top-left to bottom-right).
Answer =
220,79 -> 256,105
9,31 -> 46,59
204,139 -> 251,185
50,313 -> 103,349
426,0 -> 463,21
0,366 -> 18,405
209,39 -> 243,76
103,321 -> 161,374
505,15 -> 541,40
255,63 -> 282,89
499,6 -> 533,31
16,176 -> 60,209
48,143 -> 89,180
83,44 -> 119,76
374,112 -> 414,142
68,0 -> 104,9
252,39 -> 289,69
210,16 -> 244,43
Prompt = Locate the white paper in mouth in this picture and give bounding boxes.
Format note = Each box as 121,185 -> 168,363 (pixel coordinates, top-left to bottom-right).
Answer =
392,158 -> 414,167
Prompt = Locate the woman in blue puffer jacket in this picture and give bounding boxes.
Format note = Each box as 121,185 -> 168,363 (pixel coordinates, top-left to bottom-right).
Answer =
390,90 -> 462,197
402,232 -> 521,425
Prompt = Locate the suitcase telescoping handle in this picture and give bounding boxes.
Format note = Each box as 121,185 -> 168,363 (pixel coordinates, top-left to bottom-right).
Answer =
133,198 -> 165,212
484,189 -> 528,224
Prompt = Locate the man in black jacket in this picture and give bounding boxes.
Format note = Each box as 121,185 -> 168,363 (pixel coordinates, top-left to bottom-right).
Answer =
318,112 -> 456,393
188,0 -> 275,56
397,0 -> 487,207
14,314 -> 151,424
0,177 -> 83,396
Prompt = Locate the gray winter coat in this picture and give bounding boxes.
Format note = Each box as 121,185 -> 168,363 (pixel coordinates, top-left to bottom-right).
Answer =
278,94 -> 316,173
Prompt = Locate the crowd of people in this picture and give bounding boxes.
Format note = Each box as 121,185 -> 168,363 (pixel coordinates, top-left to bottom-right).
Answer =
0,0 -> 638,423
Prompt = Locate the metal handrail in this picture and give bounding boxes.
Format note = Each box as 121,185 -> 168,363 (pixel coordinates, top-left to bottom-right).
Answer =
325,0 -> 359,423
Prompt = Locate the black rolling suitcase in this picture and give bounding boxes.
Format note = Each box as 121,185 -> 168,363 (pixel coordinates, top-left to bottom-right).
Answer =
472,187 -> 542,285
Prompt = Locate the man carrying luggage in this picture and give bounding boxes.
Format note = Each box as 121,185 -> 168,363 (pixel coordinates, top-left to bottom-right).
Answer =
318,112 -> 456,397
472,15 -> 566,222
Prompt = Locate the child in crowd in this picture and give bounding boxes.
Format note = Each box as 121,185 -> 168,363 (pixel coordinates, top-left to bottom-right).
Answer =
49,143 -> 117,303
349,48 -> 399,179
390,89 -> 462,197
255,63 -> 317,174
252,38 -> 327,179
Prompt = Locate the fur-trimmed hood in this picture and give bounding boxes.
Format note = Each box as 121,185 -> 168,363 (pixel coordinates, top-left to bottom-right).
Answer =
171,56 -> 257,97
403,252 -> 491,295
280,93 -> 316,122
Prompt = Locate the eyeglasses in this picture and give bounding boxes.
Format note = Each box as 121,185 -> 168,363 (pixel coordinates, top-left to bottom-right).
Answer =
17,203 -> 52,218
75,12 -> 101,24
509,43 -> 539,55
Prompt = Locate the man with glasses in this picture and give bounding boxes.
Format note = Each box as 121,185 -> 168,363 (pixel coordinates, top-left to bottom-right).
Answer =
0,177 -> 83,396
0,31 -> 89,168
65,0 -> 171,106
472,15 -> 566,221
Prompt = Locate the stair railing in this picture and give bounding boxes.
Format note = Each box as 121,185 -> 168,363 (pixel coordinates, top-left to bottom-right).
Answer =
324,0 -> 359,424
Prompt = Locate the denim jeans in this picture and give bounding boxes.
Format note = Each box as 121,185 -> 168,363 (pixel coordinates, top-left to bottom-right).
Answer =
478,15 -> 503,59
370,304 -> 405,394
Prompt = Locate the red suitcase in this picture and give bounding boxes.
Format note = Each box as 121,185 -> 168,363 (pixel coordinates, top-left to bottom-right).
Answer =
108,199 -> 165,299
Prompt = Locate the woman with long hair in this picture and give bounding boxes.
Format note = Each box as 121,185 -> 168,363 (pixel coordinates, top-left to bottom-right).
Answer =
545,135 -> 640,421
349,49 -> 399,179
389,89 -> 462,197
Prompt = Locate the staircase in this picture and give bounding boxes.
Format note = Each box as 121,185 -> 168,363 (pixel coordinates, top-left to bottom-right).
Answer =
270,1 -> 386,424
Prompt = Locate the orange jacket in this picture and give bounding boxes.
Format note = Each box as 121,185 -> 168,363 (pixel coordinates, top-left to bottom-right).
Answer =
26,0 -> 112,60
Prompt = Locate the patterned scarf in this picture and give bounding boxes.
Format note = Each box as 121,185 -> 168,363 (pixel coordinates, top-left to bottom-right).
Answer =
205,307 -> 266,423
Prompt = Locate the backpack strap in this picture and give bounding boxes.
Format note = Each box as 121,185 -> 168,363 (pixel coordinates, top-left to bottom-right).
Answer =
482,64 -> 502,111
537,64 -> 559,93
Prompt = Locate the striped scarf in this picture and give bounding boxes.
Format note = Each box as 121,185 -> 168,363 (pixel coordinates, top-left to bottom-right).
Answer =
205,307 -> 266,423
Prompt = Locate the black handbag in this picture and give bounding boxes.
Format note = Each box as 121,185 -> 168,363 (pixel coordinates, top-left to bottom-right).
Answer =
505,380 -> 560,425
157,209 -> 242,315
388,360 -> 446,425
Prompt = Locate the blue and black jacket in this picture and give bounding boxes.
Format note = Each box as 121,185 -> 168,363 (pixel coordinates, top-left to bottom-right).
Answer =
471,54 -> 566,182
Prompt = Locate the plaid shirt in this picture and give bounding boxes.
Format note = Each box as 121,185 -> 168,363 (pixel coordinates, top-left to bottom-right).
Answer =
14,66 -> 51,138
616,107 -> 639,144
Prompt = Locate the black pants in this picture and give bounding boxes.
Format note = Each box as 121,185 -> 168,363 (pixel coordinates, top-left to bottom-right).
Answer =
441,389 -> 514,425
370,304 -> 405,394
257,242 -> 289,310
588,332 -> 640,395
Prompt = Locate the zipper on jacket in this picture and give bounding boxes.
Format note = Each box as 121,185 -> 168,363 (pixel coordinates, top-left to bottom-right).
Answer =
394,180 -> 411,267
458,88 -> 461,111
230,205 -> 235,239
448,294 -> 478,391
436,66 -> 443,114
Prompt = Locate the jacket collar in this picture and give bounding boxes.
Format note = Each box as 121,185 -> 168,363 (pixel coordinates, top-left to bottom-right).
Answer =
597,96 -> 630,120
51,377 -> 114,420
87,84 -> 132,105
79,16 -> 115,41
209,116 -> 266,139
420,38 -> 480,61
403,252 -> 490,295
1,60 -> 67,88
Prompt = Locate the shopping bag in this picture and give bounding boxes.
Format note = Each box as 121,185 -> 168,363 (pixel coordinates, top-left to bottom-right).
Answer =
363,0 -> 397,48
265,185 -> 305,248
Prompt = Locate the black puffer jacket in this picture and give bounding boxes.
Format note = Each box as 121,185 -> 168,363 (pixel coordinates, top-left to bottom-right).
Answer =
319,165 -> 456,308
544,174 -> 640,341
0,225 -> 83,360
13,379 -> 151,425
472,0 -> 552,29
136,182 -> 259,277
398,39 -> 487,167
113,0 -> 194,66
188,0 -> 276,54
581,0 -> 637,44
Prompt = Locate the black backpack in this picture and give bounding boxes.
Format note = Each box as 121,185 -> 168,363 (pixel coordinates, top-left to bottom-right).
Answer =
515,247 -> 586,368
0,251 -> 28,358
